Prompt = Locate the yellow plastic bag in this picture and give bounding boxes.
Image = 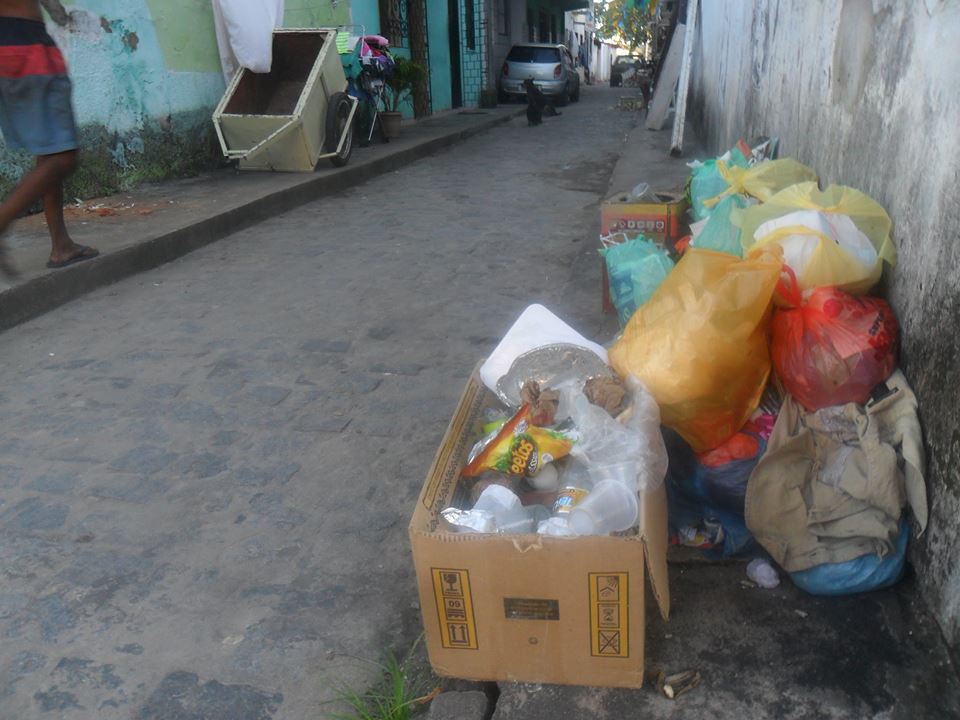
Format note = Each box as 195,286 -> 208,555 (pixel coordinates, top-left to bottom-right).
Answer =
609,248 -> 782,452
703,158 -> 818,210
739,183 -> 897,295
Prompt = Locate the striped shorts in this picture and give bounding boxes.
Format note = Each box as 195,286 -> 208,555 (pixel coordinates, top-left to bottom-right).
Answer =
0,16 -> 77,155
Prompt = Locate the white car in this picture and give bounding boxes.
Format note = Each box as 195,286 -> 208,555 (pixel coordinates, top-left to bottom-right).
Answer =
498,43 -> 581,105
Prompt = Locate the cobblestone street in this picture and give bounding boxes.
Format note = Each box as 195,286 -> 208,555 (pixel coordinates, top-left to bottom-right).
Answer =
0,87 -> 630,718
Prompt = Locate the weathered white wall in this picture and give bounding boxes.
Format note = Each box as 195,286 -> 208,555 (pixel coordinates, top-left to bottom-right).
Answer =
688,0 -> 960,647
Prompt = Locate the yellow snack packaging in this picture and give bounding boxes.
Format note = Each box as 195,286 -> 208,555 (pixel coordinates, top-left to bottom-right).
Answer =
462,404 -> 575,478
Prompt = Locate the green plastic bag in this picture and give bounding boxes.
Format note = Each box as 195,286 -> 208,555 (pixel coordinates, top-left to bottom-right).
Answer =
691,194 -> 749,257
689,142 -> 751,222
601,237 -> 675,327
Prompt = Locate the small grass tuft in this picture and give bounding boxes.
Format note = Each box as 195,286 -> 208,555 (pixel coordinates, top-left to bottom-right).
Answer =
327,638 -> 439,720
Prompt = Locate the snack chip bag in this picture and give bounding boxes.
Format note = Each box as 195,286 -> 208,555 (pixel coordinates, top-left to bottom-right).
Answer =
462,404 -> 575,478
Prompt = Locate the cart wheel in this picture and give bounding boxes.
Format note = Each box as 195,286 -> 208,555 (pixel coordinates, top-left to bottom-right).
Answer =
326,92 -> 354,167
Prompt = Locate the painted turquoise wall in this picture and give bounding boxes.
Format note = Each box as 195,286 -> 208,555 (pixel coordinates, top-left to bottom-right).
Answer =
427,0 -> 452,112
350,0 -> 381,33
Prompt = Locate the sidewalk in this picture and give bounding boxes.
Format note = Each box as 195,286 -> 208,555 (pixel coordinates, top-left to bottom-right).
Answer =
0,105 -> 521,333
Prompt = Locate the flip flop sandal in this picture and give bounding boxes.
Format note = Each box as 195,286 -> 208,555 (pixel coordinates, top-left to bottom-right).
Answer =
46,245 -> 99,269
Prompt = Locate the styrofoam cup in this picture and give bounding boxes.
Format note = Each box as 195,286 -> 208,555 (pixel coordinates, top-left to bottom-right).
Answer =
567,480 -> 639,536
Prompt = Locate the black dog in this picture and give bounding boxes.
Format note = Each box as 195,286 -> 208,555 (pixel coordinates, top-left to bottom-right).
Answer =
523,78 -> 560,126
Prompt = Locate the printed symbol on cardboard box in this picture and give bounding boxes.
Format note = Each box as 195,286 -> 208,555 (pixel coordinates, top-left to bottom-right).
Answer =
597,575 -> 620,601
447,622 -> 472,646
444,597 -> 467,620
590,572 -> 628,658
598,630 -> 621,655
441,572 -> 463,596
598,603 -> 619,628
432,568 -> 478,650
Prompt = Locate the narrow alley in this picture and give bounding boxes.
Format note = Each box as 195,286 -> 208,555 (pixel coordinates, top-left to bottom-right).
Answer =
0,87 -> 633,718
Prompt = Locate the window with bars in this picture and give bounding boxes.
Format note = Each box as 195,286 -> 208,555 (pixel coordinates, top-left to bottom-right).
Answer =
379,0 -> 409,48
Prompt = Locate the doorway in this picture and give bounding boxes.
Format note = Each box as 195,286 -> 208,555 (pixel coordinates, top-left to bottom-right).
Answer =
448,0 -> 463,108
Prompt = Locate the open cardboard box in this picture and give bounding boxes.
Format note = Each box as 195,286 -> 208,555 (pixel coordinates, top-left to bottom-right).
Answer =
409,368 -> 670,689
599,190 -> 689,314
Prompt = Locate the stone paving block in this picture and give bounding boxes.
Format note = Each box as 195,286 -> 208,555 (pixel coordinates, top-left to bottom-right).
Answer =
0,464 -> 23,488
235,463 -> 302,487
205,378 -> 247,398
366,325 -> 394,340
328,374 -> 382,395
300,339 -> 352,353
90,477 -> 171,504
109,446 -> 178,474
368,362 -> 425,376
171,401 -> 222,426
137,671 -> 283,720
33,687 -> 81,712
1,498 -> 69,530
429,690 -> 489,720
293,414 -> 351,433
144,383 -> 186,399
179,452 -> 229,479
247,385 -> 292,407
126,418 -> 171,443
26,471 -> 80,495
211,430 -> 243,446
5,593 -> 76,641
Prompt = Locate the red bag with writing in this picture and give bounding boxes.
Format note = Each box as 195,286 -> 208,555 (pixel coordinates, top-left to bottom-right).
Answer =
771,268 -> 898,411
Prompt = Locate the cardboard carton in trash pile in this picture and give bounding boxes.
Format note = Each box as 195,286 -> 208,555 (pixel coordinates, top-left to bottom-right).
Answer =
599,190 -> 688,314
408,305 -> 670,688
600,190 -> 687,240
408,370 -> 669,689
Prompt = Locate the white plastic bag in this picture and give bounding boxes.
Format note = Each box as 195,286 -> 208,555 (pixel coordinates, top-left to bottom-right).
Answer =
558,380 -> 668,494
212,0 -> 285,81
753,209 -> 878,288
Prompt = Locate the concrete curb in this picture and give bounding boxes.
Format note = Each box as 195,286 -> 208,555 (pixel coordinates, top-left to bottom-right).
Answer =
0,108 -> 523,333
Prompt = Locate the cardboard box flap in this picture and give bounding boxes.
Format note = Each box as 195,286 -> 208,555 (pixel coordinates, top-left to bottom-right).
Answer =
410,366 -> 488,533
639,483 -> 670,620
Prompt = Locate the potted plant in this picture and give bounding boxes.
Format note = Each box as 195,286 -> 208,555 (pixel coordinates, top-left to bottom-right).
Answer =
382,56 -> 425,138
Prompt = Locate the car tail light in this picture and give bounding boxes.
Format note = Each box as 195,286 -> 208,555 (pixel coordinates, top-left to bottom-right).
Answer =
554,64 -> 562,78
503,62 -> 509,77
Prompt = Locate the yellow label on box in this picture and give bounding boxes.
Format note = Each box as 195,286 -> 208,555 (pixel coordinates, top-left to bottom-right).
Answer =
432,568 -> 478,650
589,572 -> 629,658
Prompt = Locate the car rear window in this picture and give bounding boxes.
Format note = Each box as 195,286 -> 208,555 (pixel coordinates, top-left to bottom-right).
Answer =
507,46 -> 560,63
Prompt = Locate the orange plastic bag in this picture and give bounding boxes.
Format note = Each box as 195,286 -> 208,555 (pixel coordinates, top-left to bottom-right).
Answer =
609,248 -> 782,452
771,268 -> 899,411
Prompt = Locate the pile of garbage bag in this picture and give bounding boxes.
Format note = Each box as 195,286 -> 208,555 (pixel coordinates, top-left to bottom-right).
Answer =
653,138 -> 922,595
445,137 -> 925,597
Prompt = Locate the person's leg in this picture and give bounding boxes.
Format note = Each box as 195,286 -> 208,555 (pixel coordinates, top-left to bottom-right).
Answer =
0,154 -> 71,277
0,150 -> 74,233
0,149 -> 95,270
36,151 -> 94,264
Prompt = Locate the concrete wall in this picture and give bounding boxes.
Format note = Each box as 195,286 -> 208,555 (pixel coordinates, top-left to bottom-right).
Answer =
688,0 -> 960,648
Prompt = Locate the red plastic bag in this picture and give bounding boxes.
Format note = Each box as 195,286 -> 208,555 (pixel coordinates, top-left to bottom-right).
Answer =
771,268 -> 898,411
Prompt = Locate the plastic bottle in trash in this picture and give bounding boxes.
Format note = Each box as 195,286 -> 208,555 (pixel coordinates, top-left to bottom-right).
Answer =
552,461 -> 592,516
552,485 -> 590,516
